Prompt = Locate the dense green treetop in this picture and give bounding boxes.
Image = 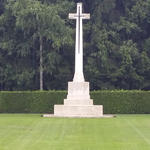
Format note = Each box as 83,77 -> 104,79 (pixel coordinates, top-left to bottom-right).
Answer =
0,0 -> 150,90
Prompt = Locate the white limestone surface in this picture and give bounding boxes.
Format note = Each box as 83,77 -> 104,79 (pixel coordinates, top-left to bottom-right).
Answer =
67,82 -> 90,100
54,105 -> 103,117
64,99 -> 93,105
54,81 -> 104,117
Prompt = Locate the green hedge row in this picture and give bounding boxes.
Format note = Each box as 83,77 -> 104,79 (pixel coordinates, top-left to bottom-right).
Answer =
91,90 -> 150,114
0,90 -> 150,114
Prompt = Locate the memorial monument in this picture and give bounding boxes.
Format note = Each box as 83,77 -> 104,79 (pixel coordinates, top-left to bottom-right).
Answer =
53,2 -> 103,117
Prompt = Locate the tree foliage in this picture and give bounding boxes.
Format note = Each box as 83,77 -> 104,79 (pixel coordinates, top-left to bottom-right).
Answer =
0,0 -> 150,90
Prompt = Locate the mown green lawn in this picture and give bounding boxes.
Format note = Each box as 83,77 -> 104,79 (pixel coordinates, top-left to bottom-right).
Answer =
0,114 -> 150,150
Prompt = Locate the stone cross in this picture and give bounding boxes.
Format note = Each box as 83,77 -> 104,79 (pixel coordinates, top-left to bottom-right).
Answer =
53,3 -> 104,118
69,3 -> 90,82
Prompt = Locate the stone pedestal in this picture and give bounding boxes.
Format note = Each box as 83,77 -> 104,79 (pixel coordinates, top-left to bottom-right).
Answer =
54,82 -> 103,117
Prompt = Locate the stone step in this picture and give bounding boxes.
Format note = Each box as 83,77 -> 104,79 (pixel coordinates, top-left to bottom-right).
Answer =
54,105 -> 103,117
67,82 -> 90,99
64,99 -> 93,105
67,95 -> 90,100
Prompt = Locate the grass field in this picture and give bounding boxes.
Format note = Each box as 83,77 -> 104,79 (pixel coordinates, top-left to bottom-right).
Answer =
0,114 -> 150,150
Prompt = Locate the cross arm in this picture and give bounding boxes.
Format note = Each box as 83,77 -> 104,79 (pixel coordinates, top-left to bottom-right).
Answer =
69,13 -> 77,19
81,13 -> 90,19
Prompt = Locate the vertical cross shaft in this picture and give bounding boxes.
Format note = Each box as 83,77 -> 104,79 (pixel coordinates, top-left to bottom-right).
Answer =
69,3 -> 90,82
78,6 -> 80,54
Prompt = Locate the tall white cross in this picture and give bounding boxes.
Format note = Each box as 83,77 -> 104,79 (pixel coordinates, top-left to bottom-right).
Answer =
69,3 -> 90,82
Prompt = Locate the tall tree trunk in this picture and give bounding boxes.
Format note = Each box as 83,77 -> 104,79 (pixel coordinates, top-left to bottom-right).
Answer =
39,35 -> 43,90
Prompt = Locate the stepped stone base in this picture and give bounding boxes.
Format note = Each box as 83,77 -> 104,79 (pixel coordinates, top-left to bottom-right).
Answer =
54,105 -> 103,117
64,99 -> 93,105
53,81 -> 104,118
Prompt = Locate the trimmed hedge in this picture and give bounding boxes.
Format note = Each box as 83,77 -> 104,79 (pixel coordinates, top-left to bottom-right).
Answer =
91,90 -> 150,114
0,90 -> 150,114
0,91 -> 65,113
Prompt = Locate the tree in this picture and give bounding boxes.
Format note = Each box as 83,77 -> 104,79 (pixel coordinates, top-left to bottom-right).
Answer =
7,0 -> 73,90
